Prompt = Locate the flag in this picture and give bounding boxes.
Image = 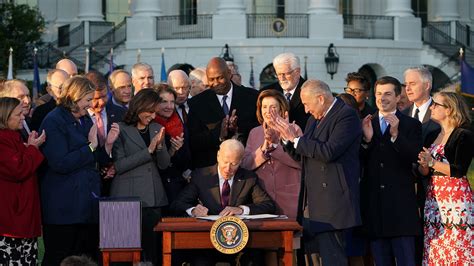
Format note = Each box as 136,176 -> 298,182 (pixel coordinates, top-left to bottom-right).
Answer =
109,48 -> 114,74
84,48 -> 90,74
460,57 -> 474,97
304,56 -> 308,80
32,48 -> 40,99
7,47 -> 13,80
249,57 -> 255,89
160,47 -> 167,82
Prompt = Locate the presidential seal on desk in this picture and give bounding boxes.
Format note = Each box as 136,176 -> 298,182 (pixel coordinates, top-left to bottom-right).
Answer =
210,216 -> 249,254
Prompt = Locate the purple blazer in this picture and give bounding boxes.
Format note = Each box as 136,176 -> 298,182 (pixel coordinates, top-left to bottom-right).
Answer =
242,125 -> 301,219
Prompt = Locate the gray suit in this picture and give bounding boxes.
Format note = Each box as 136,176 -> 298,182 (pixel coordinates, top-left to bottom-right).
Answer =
111,122 -> 170,207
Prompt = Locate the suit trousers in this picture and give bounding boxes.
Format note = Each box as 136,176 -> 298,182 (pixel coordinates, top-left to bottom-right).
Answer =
370,236 -> 415,266
142,207 -> 162,265
304,230 -> 348,266
41,224 -> 99,266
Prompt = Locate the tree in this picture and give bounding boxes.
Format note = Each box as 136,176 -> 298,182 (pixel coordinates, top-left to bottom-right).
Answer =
0,3 -> 45,77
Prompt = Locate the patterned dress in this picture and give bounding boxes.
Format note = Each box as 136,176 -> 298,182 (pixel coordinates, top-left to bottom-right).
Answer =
423,144 -> 474,265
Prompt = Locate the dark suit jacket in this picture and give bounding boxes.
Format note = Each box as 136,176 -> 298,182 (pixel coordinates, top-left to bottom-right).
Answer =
261,77 -> 310,130
284,99 -> 362,232
31,97 -> 56,131
188,83 -> 259,168
93,104 -> 125,196
360,111 -> 422,237
403,102 -> 440,143
171,167 -> 275,215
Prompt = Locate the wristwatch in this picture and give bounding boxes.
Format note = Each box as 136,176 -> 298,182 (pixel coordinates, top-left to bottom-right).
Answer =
428,158 -> 435,168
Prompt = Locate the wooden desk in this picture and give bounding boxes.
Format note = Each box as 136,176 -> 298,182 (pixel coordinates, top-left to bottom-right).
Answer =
155,218 -> 302,266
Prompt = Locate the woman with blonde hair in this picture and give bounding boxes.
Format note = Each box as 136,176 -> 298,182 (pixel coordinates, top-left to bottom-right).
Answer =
0,97 -> 45,265
418,91 -> 473,264
40,76 -> 112,265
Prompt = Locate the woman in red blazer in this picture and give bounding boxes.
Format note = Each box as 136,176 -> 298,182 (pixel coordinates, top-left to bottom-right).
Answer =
0,97 -> 45,265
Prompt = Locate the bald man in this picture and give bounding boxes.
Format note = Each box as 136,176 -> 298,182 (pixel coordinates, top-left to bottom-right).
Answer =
55,59 -> 78,77
31,69 -> 69,130
187,57 -> 258,172
168,70 -> 191,123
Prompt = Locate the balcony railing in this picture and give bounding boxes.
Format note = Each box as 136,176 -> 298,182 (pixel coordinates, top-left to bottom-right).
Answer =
89,21 -> 115,43
156,15 -> 212,40
89,19 -> 127,67
455,21 -> 473,50
429,21 -> 451,36
247,14 -> 308,38
343,15 -> 394,39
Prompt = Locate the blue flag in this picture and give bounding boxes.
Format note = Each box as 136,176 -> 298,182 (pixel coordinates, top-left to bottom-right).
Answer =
461,57 -> 474,97
161,50 -> 167,82
249,60 -> 255,89
33,50 -> 40,99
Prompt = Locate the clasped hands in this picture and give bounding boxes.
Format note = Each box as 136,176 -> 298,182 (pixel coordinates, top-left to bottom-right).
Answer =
417,147 -> 433,168
27,130 -> 46,148
219,109 -> 239,141
191,204 -> 243,217
148,127 -> 166,154
266,109 -> 302,142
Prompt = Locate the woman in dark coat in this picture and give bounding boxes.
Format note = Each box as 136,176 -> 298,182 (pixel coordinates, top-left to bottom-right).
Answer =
153,84 -> 191,216
40,76 -> 102,265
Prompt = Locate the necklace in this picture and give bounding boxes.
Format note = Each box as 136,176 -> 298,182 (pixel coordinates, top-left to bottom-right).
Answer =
138,125 -> 149,134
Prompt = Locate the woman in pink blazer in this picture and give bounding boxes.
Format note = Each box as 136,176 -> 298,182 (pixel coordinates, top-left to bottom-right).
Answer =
242,89 -> 302,219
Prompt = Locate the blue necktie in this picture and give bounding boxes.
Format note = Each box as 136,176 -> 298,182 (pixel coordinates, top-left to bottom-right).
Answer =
380,117 -> 388,134
222,95 -> 229,116
285,92 -> 292,103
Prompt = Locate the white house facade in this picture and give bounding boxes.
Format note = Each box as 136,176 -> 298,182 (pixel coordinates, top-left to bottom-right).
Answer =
11,0 -> 474,93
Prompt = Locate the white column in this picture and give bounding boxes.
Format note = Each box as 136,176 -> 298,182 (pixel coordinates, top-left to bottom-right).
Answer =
385,0 -> 413,17
216,0 -> 245,15
307,0 -> 342,39
77,0 -> 103,21
433,0 -> 459,21
308,0 -> 337,15
134,0 -> 162,17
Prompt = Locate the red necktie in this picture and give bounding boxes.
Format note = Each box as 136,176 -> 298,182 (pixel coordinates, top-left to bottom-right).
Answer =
96,113 -> 106,146
221,180 -> 230,208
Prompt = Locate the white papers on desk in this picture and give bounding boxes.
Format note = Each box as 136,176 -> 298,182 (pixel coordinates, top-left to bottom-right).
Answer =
196,214 -> 287,221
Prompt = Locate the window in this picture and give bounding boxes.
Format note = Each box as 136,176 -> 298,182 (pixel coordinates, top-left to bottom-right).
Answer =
180,0 -> 197,25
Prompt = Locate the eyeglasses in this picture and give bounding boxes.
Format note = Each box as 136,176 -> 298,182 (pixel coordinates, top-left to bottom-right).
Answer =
432,101 -> 447,108
344,87 -> 368,95
275,69 -> 296,79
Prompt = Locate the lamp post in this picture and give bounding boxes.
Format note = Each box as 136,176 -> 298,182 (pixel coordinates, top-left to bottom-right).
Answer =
324,43 -> 339,80
220,44 -> 234,62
